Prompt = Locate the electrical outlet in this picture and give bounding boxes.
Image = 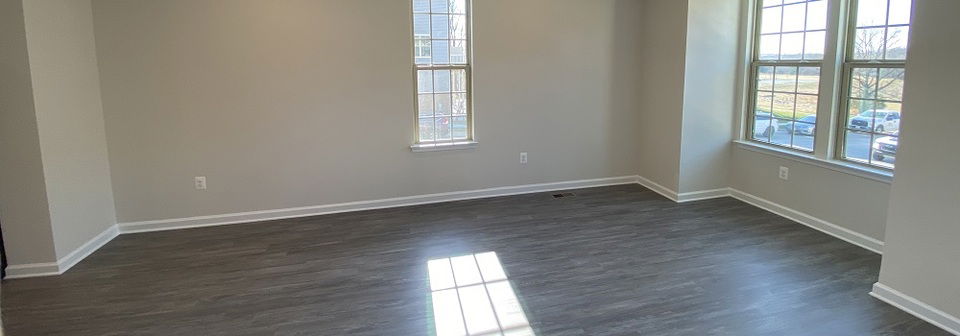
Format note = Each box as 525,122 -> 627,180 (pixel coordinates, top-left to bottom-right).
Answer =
779,166 -> 789,181
195,176 -> 207,190
520,152 -> 528,164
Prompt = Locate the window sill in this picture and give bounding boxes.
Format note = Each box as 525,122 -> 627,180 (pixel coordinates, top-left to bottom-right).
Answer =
410,141 -> 478,153
733,140 -> 893,184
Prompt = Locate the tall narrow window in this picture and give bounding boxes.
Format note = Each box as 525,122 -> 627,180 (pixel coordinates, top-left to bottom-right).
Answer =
748,0 -> 829,152
838,0 -> 911,169
413,0 -> 472,144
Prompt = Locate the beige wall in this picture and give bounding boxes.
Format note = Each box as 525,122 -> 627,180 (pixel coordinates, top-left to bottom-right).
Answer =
878,0 -> 960,318
677,0 -> 740,193
0,0 -> 58,265
637,0 -> 685,191
23,0 -> 117,260
729,149 -> 891,241
92,0 -> 644,223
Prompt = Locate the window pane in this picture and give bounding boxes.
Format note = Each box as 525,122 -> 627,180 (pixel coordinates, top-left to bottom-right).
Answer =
431,0 -> 449,13
847,99 -> 876,131
433,70 -> 451,93
418,70 -> 434,93
774,66 -> 798,92
878,68 -> 905,101
431,40 -> 450,64
780,32 -> 804,59
804,31 -> 826,60
436,117 -> 452,141
845,130 -> 873,163
871,135 -> 898,169
771,119 -> 792,146
413,0 -> 430,13
452,93 -> 467,115
756,91 -> 774,115
431,15 -> 449,39
420,117 -> 436,141
753,111 -> 776,141
763,0 -> 782,6
854,28 -> 883,60
449,0 -> 467,14
451,69 -> 467,92
761,6 -> 782,34
888,0 -> 912,25
885,26 -> 909,60
452,116 -> 468,139
450,40 -> 467,64
806,1 -> 828,30
414,14 -> 431,36
796,94 -> 818,119
419,94 -> 435,117
435,93 -> 452,116
791,121 -> 816,150
797,66 -> 820,94
757,66 -> 774,91
850,68 -> 878,99
782,3 -> 806,32
451,15 -> 467,39
773,93 -> 796,119
852,27 -> 886,60
875,102 -> 902,135
856,0 -> 887,27
759,35 -> 781,60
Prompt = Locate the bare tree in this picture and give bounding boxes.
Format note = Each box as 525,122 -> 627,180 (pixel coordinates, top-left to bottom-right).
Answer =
850,28 -> 905,114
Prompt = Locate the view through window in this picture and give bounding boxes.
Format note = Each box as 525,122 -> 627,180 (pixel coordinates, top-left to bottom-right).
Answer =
413,0 -> 472,144
746,0 -> 913,170
839,0 -> 911,169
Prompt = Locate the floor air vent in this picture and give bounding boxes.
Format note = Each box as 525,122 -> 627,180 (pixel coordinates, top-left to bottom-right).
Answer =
552,192 -> 575,198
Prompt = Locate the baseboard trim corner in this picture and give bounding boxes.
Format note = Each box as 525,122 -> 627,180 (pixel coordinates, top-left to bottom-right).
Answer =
728,188 -> 884,254
636,176 -> 680,202
56,225 -> 119,274
871,282 -> 960,335
4,224 -> 119,279
118,175 -> 641,234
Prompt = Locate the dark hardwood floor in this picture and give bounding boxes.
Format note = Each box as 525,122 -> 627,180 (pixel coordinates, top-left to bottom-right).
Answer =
1,185 -> 948,335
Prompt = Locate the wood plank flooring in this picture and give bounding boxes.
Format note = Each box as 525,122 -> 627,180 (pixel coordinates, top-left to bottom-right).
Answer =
1,185 -> 949,335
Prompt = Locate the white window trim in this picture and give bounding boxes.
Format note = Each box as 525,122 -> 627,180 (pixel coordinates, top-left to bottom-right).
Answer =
411,0 -> 475,147
735,0 -> 902,178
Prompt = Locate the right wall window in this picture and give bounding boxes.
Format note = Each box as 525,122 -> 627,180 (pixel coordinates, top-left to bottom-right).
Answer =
746,0 -> 913,171
839,0 -> 912,169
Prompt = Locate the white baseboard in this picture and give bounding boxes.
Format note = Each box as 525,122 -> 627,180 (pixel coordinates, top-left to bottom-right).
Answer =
5,176 -> 887,280
4,262 -> 60,279
636,176 -> 680,202
118,175 -> 641,234
5,225 -> 119,279
871,282 -> 960,335
728,188 -> 884,254
635,176 -> 729,203
56,225 -> 119,274
676,188 -> 730,203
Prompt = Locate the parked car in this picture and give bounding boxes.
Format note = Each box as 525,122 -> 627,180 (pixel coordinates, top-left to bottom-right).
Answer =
784,115 -> 816,135
849,109 -> 900,133
872,132 -> 899,162
754,111 -> 778,137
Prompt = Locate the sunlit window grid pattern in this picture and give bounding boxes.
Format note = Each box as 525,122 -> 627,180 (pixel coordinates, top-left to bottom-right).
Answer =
750,0 -> 827,152
838,0 -> 911,169
427,252 -> 535,336
414,0 -> 472,144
